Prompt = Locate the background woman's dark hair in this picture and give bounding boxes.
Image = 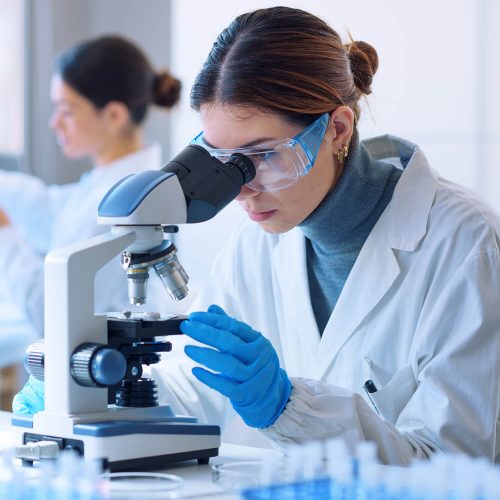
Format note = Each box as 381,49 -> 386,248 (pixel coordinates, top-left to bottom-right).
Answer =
56,35 -> 181,125
191,7 -> 378,127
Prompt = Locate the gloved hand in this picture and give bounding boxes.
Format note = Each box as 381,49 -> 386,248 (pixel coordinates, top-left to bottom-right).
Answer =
12,376 -> 45,415
181,304 -> 292,429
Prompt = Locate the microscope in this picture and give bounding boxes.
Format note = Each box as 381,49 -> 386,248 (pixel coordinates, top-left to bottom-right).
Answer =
11,145 -> 255,471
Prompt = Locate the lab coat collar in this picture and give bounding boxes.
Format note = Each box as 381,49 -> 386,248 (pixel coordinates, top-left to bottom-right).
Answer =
362,135 -> 438,251
86,143 -> 162,184
274,135 -> 438,379
317,136 -> 438,377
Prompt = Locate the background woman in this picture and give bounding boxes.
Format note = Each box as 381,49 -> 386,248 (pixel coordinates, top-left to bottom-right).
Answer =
5,35 -> 179,412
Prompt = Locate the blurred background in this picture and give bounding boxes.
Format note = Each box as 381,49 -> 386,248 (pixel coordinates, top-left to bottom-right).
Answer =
2,0 -> 499,284
0,0 -> 499,408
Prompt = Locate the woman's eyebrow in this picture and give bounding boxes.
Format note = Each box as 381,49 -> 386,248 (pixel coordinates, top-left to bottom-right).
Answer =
202,136 -> 276,149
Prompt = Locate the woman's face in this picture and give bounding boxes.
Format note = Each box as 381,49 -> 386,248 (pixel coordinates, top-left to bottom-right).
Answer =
200,105 -> 342,234
49,75 -> 110,160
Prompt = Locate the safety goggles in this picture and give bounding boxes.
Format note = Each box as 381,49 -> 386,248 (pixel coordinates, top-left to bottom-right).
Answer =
191,113 -> 330,192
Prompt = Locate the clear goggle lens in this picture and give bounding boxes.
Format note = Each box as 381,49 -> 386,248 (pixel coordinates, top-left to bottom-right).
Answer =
191,113 -> 329,192
207,139 -> 310,192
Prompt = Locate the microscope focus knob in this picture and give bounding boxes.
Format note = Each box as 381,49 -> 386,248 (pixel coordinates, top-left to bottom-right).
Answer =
71,343 -> 127,387
24,341 -> 46,381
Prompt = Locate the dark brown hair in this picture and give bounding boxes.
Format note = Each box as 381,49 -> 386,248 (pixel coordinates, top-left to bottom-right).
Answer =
191,7 -> 378,126
57,35 -> 181,125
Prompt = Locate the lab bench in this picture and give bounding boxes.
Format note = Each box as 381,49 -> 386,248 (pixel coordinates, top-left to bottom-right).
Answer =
0,411 -> 274,499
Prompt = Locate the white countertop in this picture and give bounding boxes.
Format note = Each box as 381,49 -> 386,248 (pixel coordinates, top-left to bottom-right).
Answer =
0,411 -> 278,499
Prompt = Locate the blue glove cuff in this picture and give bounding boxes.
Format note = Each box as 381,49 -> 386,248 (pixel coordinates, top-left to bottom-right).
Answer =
259,371 -> 292,429
238,370 -> 292,429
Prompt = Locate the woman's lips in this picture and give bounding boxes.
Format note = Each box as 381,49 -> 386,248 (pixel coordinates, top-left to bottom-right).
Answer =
247,209 -> 277,222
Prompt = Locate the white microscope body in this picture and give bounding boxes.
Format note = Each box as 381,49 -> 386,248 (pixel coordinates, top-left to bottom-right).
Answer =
11,145 -> 255,470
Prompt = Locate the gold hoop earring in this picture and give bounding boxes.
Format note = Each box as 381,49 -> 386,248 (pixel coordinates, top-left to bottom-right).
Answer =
337,143 -> 349,167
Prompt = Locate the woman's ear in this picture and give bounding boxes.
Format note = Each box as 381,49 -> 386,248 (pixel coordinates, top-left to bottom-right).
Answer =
326,106 -> 355,150
102,101 -> 131,133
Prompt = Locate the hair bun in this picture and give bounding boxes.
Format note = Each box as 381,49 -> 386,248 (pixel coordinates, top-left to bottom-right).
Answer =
346,40 -> 379,95
152,70 -> 181,108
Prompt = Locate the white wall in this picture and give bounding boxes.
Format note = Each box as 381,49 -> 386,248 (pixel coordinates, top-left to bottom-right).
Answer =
169,0 -> 500,286
483,0 -> 500,207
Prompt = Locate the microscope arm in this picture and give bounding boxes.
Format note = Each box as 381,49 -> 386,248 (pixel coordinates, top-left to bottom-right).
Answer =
44,229 -> 137,414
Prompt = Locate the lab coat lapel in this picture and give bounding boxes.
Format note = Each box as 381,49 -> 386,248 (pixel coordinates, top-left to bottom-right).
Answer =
315,214 -> 401,379
314,142 -> 438,380
273,229 -> 320,378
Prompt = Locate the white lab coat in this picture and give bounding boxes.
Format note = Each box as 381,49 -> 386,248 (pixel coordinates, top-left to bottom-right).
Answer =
151,135 -> 500,465
0,144 -> 163,334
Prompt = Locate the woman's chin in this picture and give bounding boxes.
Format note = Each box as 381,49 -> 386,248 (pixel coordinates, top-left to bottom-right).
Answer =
59,146 -> 85,160
256,217 -> 292,234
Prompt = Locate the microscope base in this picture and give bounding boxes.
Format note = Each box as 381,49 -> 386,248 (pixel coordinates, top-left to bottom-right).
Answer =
12,417 -> 221,471
102,447 -> 218,471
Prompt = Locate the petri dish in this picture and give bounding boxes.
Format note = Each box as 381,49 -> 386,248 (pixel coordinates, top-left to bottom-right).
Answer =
100,471 -> 183,499
212,460 -> 264,490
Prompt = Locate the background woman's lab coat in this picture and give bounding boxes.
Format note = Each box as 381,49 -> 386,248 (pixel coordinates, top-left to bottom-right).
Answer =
152,136 -> 500,465
0,144 -> 162,333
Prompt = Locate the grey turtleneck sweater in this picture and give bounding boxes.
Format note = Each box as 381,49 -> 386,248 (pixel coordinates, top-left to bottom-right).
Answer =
299,132 -> 402,334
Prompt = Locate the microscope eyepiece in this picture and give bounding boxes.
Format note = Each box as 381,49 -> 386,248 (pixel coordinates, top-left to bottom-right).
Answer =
223,153 -> 256,186
162,145 -> 256,223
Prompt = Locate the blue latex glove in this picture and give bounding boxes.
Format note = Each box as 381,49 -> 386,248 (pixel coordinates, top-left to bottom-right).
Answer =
181,304 -> 292,429
12,376 -> 45,415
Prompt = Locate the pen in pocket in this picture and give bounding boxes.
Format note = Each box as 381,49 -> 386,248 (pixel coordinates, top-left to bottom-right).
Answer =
363,379 -> 379,414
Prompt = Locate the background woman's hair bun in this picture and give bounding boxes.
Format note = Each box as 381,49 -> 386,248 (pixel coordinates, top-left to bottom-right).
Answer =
152,70 -> 181,108
346,40 -> 379,95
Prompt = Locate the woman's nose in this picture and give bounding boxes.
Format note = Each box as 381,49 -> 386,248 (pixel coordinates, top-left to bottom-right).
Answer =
236,184 -> 259,201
